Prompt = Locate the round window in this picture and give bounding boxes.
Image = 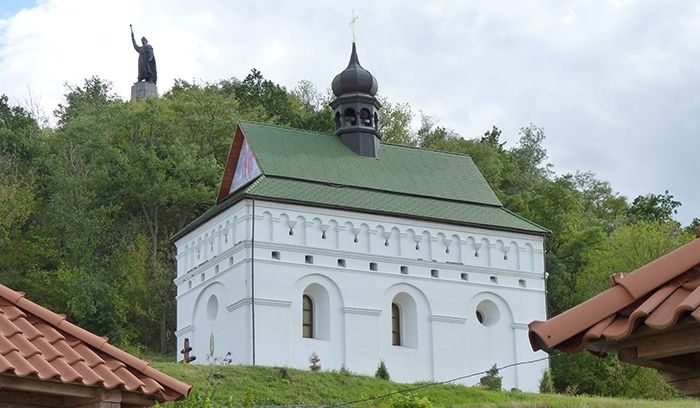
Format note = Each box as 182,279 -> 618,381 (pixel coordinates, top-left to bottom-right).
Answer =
207,295 -> 219,321
475,300 -> 500,326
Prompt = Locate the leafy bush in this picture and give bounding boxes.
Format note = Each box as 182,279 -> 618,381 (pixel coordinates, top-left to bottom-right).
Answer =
375,360 -> 390,380
390,392 -> 434,408
480,364 -> 502,391
551,352 -> 679,399
308,352 -> 321,371
539,368 -> 555,393
277,366 -> 290,380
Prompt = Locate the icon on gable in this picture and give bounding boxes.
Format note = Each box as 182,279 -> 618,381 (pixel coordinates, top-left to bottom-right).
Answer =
230,139 -> 261,193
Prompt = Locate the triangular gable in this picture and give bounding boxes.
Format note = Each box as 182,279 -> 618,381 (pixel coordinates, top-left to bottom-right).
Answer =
217,125 -> 262,202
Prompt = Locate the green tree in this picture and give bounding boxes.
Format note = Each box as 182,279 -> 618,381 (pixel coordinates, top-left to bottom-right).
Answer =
378,98 -> 416,146
627,190 -> 682,223
480,364 -> 502,391
575,221 -> 692,302
53,76 -> 120,127
375,360 -> 390,380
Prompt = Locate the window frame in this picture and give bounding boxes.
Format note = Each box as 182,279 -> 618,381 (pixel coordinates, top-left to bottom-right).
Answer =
302,294 -> 314,338
391,302 -> 401,346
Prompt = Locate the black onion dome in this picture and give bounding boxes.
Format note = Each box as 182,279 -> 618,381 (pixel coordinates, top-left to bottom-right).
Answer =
332,43 -> 378,97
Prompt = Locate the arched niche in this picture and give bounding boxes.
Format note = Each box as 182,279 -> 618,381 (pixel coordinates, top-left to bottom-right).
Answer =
292,273 -> 346,341
261,211 -> 273,241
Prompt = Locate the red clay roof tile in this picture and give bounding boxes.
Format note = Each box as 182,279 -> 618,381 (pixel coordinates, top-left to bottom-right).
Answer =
52,339 -> 83,364
0,283 -> 190,402
26,353 -> 62,380
49,356 -> 83,382
0,354 -> 13,373
529,237 -> 700,353
70,360 -> 103,386
34,321 -> 64,343
0,313 -> 21,337
73,343 -> 105,367
9,332 -> 42,358
5,350 -> 37,376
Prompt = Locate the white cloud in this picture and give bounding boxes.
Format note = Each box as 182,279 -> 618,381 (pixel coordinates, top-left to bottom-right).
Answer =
0,0 -> 697,224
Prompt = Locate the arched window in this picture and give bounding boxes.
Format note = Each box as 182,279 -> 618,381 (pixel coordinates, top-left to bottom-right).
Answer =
360,108 -> 372,126
391,303 -> 401,346
343,108 -> 357,126
391,293 -> 417,348
334,111 -> 341,129
302,295 -> 314,338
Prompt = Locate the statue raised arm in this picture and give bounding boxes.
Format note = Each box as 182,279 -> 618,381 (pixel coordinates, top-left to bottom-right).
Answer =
130,25 -> 157,84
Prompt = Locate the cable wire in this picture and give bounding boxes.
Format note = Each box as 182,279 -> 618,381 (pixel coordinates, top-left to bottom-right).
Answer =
327,356 -> 551,407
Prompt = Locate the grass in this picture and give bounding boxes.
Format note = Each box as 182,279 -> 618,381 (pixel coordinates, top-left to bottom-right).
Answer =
150,361 -> 700,407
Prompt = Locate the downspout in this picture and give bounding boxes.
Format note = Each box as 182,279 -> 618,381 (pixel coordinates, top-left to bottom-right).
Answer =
251,198 -> 256,365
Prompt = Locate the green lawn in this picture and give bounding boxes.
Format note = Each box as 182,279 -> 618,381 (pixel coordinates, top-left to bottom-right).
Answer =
151,362 -> 698,407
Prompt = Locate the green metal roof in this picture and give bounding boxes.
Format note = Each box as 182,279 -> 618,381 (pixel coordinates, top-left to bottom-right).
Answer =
248,177 -> 546,233
240,122 -> 502,206
172,122 -> 548,241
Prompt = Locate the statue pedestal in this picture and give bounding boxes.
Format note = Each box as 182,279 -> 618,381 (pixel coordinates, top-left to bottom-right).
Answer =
131,82 -> 158,101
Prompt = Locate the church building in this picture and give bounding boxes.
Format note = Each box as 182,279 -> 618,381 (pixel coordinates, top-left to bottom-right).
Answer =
173,42 -> 549,391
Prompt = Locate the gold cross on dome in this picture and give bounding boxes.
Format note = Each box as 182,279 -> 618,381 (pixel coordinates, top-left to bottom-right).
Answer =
349,10 -> 359,42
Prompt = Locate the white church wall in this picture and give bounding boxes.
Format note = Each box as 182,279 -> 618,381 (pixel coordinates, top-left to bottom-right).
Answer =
465,292 -> 517,390
380,283 -> 434,382
174,198 -> 548,391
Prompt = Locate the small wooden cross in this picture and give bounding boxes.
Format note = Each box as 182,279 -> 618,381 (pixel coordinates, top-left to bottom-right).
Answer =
180,338 -> 196,363
349,10 -> 359,42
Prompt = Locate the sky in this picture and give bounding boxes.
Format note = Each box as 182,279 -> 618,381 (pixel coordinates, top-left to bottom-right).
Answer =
0,0 -> 697,225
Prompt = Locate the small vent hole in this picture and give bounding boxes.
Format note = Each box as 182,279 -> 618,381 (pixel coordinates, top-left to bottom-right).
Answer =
519,279 -> 527,288
490,276 -> 498,284
305,255 -> 314,264
271,251 -> 281,260
431,269 -> 439,278
369,262 -> 378,271
461,273 -> 469,281
400,266 -> 408,275
338,259 -> 346,267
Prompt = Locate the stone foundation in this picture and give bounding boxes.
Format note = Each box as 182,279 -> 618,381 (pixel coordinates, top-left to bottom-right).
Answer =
130,82 -> 158,101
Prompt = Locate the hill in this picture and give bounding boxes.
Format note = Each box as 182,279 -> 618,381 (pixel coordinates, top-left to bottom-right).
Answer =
152,362 -> 696,407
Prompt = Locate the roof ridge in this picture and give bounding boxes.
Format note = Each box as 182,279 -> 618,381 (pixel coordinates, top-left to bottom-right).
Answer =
240,120 -> 336,138
241,121 -> 478,160
0,283 -> 191,398
381,141 -> 475,159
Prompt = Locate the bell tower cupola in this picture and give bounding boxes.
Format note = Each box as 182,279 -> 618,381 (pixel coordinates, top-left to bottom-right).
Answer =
330,42 -> 382,158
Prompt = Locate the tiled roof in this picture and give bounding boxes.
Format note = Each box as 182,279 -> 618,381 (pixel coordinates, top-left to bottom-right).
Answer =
0,283 -> 190,402
529,237 -> 700,354
172,122 -> 548,240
